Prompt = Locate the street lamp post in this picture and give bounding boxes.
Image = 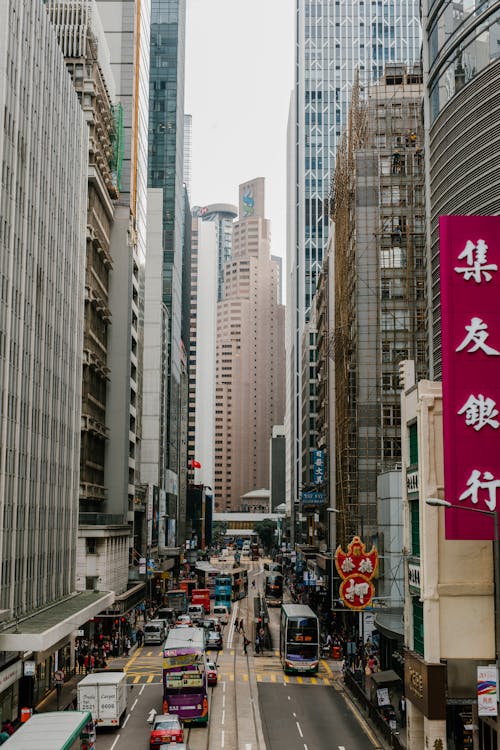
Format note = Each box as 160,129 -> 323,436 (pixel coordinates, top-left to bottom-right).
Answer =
326,508 -> 340,611
426,498 -> 500,685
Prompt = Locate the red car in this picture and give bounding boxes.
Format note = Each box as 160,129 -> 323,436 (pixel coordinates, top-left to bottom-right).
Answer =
149,713 -> 184,747
206,660 -> 218,686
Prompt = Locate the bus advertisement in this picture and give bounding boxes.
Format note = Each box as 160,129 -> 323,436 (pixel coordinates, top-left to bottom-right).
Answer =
3,711 -> 96,750
265,572 -> 284,606
162,628 -> 208,725
280,604 -> 319,675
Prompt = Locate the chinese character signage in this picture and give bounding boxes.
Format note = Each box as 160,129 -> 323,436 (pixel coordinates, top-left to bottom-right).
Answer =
440,216 -> 500,540
335,536 -> 378,610
312,449 -> 325,484
477,665 -> 498,716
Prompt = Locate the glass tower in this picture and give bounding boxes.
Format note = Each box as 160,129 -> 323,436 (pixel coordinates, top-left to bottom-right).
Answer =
148,0 -> 186,472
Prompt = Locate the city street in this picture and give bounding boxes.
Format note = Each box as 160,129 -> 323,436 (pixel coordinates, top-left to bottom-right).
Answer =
94,560 -> 380,750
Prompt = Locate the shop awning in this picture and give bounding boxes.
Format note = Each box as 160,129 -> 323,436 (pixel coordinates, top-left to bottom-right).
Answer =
370,669 -> 402,685
0,590 -> 114,652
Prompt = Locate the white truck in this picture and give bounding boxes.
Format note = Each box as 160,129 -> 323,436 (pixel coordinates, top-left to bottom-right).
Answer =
77,671 -> 128,728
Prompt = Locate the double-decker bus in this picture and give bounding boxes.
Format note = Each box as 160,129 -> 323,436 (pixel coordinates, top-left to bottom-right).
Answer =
165,589 -> 188,615
3,711 -> 95,749
179,578 -> 197,600
265,572 -> 283,606
231,568 -> 248,601
250,542 -> 260,560
215,573 -> 232,611
195,561 -> 219,599
280,604 -> 319,675
162,627 -> 208,725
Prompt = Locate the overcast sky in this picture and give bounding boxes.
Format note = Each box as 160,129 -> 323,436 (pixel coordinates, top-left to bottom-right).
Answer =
185,0 -> 294,264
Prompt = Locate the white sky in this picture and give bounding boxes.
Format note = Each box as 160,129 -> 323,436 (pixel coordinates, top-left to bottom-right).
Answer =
185,0 -> 294,264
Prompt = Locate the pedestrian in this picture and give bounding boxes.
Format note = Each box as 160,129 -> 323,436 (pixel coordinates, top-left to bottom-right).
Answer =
77,652 -> 85,674
255,635 -> 260,655
136,628 -> 144,647
54,668 -> 65,706
84,654 -> 90,675
243,636 -> 250,655
234,619 -> 239,633
251,579 -> 256,588
239,618 -> 244,633
124,637 -> 131,656
399,695 -> 406,727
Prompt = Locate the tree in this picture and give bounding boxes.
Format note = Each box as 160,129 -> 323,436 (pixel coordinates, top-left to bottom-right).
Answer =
253,520 -> 276,553
212,521 -> 227,546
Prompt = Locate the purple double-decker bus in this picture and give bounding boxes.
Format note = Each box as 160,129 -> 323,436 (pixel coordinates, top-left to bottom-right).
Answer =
162,627 -> 208,725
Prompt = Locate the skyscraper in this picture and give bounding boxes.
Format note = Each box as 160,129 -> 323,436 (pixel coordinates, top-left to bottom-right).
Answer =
214,178 -> 285,511
148,0 -> 186,537
0,0 -> 112,709
286,0 -> 421,518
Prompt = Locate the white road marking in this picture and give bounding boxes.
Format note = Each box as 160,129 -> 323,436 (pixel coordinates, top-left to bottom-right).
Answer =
139,684 -> 145,695
122,714 -> 130,728
110,735 -> 121,750
338,747 -> 346,750
222,680 -> 226,693
296,721 -> 303,738
221,709 -> 225,725
131,698 -> 138,711
304,745 -> 309,750
245,745 -> 252,750
221,730 -> 225,748
288,695 -> 291,700
293,712 -> 297,717
222,694 -> 226,708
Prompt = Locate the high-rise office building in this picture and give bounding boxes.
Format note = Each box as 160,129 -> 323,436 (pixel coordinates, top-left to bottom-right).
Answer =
214,178 -> 285,511
0,0 -> 112,713
192,205 -> 238,302
93,0 -> 151,603
148,0 -> 187,541
286,0 -> 421,521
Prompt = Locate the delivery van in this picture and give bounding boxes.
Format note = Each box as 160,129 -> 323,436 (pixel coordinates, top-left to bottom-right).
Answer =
77,671 -> 128,728
144,619 -> 167,645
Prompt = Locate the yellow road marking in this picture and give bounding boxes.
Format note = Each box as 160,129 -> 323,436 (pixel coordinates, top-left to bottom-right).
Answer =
147,675 -> 154,683
270,674 -> 276,683
133,676 -> 140,684
311,677 -> 317,685
297,677 -> 303,684
243,674 -> 249,682
284,675 -> 289,683
256,675 -> 262,682
322,659 -> 334,678
323,678 -> 329,685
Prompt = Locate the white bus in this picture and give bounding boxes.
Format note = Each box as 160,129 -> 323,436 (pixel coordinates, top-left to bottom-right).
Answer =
280,604 -> 319,675
3,711 -> 95,749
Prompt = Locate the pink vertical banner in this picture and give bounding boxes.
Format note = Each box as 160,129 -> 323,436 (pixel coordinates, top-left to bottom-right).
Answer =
440,215 -> 500,540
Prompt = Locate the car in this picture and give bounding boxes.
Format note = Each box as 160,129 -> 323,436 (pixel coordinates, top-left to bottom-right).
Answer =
187,604 -> 204,624
206,629 -> 223,650
202,617 -> 221,632
206,660 -> 218,686
175,615 -> 193,628
213,605 -> 229,625
149,713 -> 184,748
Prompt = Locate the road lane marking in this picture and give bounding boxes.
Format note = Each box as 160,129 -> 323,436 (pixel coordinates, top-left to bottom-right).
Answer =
339,746 -> 346,749
296,721 -> 303,738
133,675 -> 140,683
222,694 -> 225,708
304,745 -> 309,750
221,730 -> 225,748
147,675 -> 154,683
131,698 -> 138,711
288,695 -> 291,700
222,709 -> 225,725
271,673 -> 276,682
110,735 -> 121,750
293,712 -> 296,717
122,714 -> 130,728
139,684 -> 145,695
311,677 -> 317,685
297,676 -> 303,684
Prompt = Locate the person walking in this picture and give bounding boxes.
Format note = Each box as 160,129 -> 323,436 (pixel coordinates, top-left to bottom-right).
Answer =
243,636 -> 250,655
54,668 -> 65,708
255,634 -> 260,655
239,618 -> 244,633
136,628 -> 144,647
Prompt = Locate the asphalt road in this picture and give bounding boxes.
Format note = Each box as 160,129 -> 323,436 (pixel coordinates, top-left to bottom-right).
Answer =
259,682 -> 377,750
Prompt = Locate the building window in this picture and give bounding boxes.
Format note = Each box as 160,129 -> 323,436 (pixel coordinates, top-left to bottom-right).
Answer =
86,538 -> 97,555
409,422 -> 418,465
410,498 -> 420,556
412,598 -> 424,656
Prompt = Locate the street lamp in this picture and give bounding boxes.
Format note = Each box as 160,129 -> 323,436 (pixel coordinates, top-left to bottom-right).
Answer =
326,508 -> 340,610
426,498 -> 500,683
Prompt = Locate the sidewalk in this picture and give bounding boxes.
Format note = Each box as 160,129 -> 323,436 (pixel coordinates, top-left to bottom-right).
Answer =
35,644 -> 139,714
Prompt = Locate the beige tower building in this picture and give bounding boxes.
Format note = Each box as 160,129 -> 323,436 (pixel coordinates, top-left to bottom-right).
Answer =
214,178 -> 285,511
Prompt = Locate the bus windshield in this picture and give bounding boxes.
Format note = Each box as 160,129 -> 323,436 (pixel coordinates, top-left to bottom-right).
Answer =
286,644 -> 318,660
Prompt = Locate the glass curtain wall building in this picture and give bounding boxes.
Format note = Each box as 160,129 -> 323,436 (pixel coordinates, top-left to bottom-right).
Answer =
148,0 -> 186,481
287,0 -> 421,519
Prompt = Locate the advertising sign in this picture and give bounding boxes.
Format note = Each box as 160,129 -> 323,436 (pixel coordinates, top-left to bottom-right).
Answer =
301,490 -> 325,508
377,687 -> 390,707
312,449 -> 325,485
440,215 -> 500,539
477,665 -> 498,716
335,536 -> 378,610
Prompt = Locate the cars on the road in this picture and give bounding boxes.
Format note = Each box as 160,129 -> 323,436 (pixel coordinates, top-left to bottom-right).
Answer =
175,615 -> 193,628
206,629 -> 223,650
202,617 -> 221,633
206,661 -> 218,686
187,604 -> 204,624
213,605 -> 229,624
149,713 -> 184,747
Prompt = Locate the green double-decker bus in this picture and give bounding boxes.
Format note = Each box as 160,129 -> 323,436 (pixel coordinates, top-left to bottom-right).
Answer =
3,711 -> 95,749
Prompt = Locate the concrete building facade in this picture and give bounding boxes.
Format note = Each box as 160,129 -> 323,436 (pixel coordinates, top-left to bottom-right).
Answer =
0,0 -> 113,718
214,178 -> 285,511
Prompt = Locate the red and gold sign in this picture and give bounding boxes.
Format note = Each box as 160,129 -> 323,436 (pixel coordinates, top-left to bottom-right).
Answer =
335,536 -> 378,610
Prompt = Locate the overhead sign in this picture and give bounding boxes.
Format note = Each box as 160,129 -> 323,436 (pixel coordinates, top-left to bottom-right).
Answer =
335,536 -> 378,610
440,215 -> 500,540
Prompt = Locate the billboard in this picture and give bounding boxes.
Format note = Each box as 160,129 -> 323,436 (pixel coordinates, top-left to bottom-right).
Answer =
440,215 -> 500,540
